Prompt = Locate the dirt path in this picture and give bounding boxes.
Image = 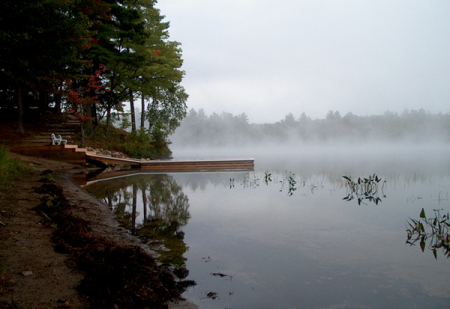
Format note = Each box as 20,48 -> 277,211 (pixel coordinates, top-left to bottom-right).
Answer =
0,154 -> 191,308
0,155 -> 88,308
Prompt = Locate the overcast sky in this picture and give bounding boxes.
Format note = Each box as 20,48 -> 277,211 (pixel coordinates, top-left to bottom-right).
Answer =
156,0 -> 450,123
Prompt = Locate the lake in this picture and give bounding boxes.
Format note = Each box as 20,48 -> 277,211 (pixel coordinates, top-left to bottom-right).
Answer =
85,145 -> 450,308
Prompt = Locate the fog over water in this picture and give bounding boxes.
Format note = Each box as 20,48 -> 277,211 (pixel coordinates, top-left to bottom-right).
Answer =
171,143 -> 450,190
170,108 -> 450,145
169,108 -> 450,178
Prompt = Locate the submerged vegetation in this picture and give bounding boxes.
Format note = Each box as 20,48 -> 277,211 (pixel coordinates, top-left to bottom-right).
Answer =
0,146 -> 26,190
342,174 -> 386,205
406,208 -> 450,259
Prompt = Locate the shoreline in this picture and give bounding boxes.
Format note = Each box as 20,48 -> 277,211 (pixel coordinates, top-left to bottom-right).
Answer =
0,153 -> 193,308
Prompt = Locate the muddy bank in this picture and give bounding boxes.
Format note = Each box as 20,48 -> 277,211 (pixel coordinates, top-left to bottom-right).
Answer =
0,154 -> 192,308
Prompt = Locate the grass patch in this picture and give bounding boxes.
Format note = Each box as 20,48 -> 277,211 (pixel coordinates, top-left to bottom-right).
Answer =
0,146 -> 26,190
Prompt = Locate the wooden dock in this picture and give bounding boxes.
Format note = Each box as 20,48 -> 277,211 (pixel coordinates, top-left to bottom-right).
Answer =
87,154 -> 254,172
86,154 -> 141,166
141,158 -> 254,172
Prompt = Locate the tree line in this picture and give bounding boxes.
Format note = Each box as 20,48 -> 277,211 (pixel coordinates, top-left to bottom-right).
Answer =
170,108 -> 450,146
0,0 -> 187,151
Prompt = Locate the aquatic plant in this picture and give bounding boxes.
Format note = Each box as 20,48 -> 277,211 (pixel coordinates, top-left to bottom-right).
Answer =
277,171 -> 298,196
342,174 -> 386,205
406,208 -> 450,259
264,172 -> 272,185
230,171 -> 302,196
287,174 -> 297,196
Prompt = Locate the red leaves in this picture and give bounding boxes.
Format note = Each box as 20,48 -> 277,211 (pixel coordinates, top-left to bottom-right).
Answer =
66,64 -> 108,118
154,49 -> 161,56
67,109 -> 89,121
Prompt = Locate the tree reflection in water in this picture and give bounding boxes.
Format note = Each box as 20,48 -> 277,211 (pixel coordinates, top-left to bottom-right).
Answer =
86,174 -> 190,268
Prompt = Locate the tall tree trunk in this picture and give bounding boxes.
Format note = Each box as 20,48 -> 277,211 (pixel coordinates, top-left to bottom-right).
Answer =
54,87 -> 62,114
130,89 -> 136,132
84,100 -> 93,137
38,90 -> 48,113
106,90 -> 114,136
141,96 -> 146,129
148,96 -> 156,132
91,102 -> 98,126
142,188 -> 147,224
80,101 -> 85,148
106,105 -> 112,136
17,85 -> 24,134
131,184 -> 137,234
106,73 -> 116,137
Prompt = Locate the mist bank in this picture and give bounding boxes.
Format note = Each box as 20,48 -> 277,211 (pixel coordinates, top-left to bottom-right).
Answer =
170,142 -> 450,176
169,108 -> 450,148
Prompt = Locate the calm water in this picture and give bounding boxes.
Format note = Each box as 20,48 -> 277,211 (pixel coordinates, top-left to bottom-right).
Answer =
85,146 -> 450,308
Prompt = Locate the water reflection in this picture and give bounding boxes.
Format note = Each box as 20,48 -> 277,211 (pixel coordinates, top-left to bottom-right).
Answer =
83,162 -> 450,308
86,174 -> 191,267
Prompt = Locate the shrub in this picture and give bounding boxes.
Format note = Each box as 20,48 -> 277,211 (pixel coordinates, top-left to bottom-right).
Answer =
121,129 -> 157,159
151,128 -> 172,159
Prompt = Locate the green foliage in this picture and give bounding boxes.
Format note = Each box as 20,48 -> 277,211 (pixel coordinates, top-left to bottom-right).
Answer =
0,146 -> 26,190
82,121 -> 170,159
406,208 -> 450,259
146,85 -> 188,137
150,127 -> 172,159
121,129 -> 156,159
87,0 -> 187,137
119,113 -> 132,131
